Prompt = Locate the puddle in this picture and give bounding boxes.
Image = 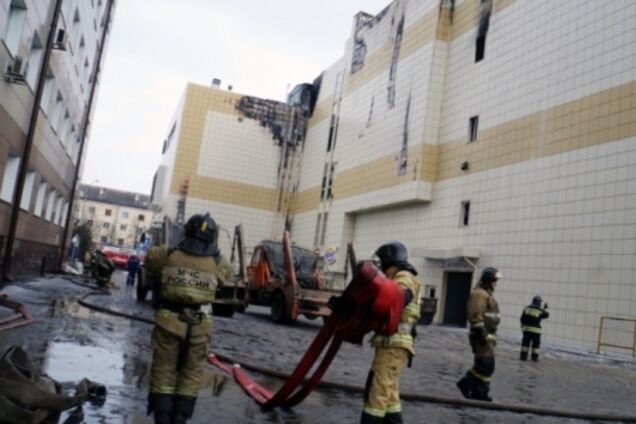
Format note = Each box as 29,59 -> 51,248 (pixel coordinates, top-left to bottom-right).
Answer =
43,341 -> 125,386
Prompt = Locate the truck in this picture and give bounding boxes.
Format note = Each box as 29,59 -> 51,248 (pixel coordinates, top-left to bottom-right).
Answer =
136,218 -> 249,318
244,231 -> 342,323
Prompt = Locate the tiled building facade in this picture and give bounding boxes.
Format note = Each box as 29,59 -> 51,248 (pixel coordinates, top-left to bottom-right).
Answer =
76,185 -> 151,249
153,0 -> 636,351
0,0 -> 114,275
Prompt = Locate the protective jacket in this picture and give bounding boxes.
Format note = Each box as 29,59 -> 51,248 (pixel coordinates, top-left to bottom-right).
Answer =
159,250 -> 225,305
520,305 -> 549,334
369,267 -> 421,355
467,287 -> 500,341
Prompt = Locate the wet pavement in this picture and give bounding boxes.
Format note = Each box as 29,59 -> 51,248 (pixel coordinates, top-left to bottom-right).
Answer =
0,271 -> 635,423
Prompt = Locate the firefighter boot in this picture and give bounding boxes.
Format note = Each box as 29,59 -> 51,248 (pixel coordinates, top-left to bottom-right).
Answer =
473,381 -> 492,402
148,393 -> 174,424
456,374 -> 476,400
172,395 -> 197,424
520,351 -> 528,360
384,412 -> 403,424
361,412 -> 384,424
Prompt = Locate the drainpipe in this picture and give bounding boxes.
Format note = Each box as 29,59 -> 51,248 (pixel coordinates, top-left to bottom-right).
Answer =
2,0 -> 64,282
58,0 -> 115,270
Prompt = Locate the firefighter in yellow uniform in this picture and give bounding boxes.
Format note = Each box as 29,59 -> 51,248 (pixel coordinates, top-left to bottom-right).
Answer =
147,213 -> 231,424
456,267 -> 501,402
362,242 -> 421,424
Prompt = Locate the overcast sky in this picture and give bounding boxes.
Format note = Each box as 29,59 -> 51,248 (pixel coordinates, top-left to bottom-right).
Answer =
82,0 -> 390,194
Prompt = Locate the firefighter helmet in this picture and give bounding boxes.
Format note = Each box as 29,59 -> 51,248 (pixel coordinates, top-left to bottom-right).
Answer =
532,295 -> 542,307
480,267 -> 502,284
372,242 -> 417,275
178,213 -> 220,257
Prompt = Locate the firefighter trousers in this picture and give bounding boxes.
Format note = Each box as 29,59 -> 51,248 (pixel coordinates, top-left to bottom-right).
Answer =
520,331 -> 541,360
362,346 -> 409,422
149,309 -> 212,398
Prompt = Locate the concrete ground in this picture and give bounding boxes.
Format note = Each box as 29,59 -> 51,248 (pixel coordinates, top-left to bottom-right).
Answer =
0,271 -> 634,424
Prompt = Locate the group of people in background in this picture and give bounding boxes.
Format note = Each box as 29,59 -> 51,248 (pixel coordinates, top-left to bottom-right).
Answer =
82,247 -> 141,288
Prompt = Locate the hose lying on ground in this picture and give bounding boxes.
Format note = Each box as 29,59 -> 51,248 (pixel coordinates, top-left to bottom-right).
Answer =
76,289 -> 636,422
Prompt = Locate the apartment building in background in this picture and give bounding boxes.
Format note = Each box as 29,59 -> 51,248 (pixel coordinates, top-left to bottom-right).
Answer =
0,0 -> 115,275
76,184 -> 151,249
151,0 -> 636,353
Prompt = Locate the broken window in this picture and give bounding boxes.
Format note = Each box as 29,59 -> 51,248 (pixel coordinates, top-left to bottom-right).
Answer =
475,0 -> 491,62
105,208 -> 111,216
117,238 -> 124,246
326,163 -> 335,200
460,201 -> 471,226
313,213 -> 323,247
102,222 -> 109,229
320,213 -> 329,246
468,116 -> 479,143
320,164 -> 328,200
100,236 -> 107,243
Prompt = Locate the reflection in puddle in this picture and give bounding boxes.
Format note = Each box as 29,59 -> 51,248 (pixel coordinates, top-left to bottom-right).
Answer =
43,341 -> 124,387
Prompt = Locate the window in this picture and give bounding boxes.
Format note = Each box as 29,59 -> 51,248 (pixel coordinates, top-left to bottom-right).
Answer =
122,211 -> 128,219
138,214 -> 145,221
320,213 -> 329,246
88,206 -> 95,213
120,224 -> 127,231
41,70 -> 55,115
20,171 -> 36,211
45,190 -> 56,221
100,236 -> 107,243
26,33 -> 44,88
61,202 -> 69,226
105,209 -> 112,216
86,219 -> 93,226
0,155 -> 21,203
54,196 -> 64,225
51,92 -> 65,132
4,1 -> 28,56
313,213 -> 323,247
102,222 -> 109,229
475,35 -> 486,62
468,116 -> 479,143
34,181 -> 47,216
117,238 -> 124,246
475,0 -> 491,62
460,201 -> 471,226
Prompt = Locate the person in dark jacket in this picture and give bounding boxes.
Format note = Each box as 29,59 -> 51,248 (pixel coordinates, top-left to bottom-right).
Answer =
520,295 -> 549,361
126,254 -> 141,286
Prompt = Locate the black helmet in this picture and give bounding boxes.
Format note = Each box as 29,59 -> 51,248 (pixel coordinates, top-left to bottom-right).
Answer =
480,267 -> 501,284
178,213 -> 220,257
373,242 -> 417,275
532,295 -> 542,307
184,213 -> 218,244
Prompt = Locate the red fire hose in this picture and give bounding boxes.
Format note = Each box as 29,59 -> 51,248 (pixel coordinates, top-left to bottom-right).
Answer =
208,314 -> 345,407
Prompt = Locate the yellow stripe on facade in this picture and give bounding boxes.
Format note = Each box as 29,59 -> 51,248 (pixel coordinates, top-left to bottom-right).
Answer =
436,79 -> 636,181
170,59 -> 636,217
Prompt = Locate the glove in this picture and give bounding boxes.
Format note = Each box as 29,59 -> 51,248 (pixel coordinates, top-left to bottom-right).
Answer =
328,295 -> 352,319
472,326 -> 488,340
544,303 -> 549,310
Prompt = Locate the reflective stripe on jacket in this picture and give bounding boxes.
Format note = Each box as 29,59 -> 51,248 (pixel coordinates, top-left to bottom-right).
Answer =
520,305 -> 549,334
370,269 -> 421,355
160,249 -> 227,305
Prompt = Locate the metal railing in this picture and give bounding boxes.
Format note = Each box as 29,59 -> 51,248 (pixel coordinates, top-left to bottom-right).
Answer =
596,316 -> 636,357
